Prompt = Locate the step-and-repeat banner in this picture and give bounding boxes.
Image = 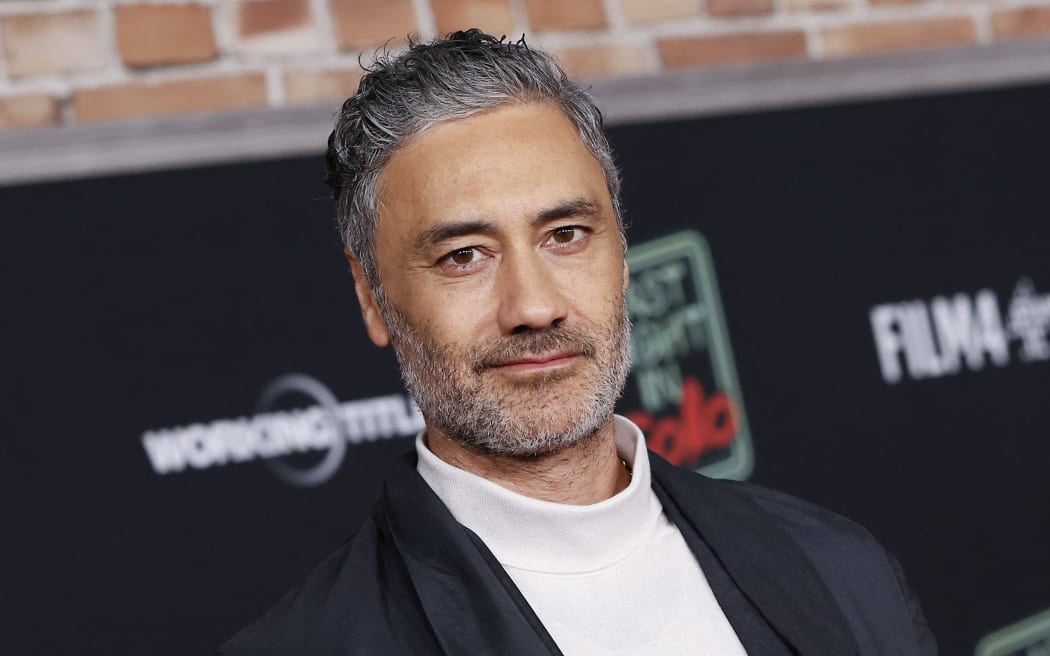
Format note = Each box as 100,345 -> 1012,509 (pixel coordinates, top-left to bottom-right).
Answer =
3,82 -> 1048,655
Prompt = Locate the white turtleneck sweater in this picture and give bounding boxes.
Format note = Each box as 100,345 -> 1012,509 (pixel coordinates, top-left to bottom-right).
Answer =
415,415 -> 748,655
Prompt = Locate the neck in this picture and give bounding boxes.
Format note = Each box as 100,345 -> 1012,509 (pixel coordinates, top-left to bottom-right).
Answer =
423,419 -> 630,505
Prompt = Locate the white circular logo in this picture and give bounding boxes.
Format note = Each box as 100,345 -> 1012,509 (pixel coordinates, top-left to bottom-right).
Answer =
255,373 -> 347,487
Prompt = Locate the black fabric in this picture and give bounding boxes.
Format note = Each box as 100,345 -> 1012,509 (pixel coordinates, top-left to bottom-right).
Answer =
649,454 -> 937,655
218,452 -> 936,655
653,482 -> 794,655
650,456 -> 860,654
379,464 -> 562,655
462,528 -> 565,656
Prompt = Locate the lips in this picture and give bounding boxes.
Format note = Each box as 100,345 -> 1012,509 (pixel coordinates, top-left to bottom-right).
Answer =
473,329 -> 596,374
490,351 -> 580,372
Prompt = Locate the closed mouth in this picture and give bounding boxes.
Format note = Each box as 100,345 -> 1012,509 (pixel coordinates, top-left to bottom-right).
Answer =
490,352 -> 580,372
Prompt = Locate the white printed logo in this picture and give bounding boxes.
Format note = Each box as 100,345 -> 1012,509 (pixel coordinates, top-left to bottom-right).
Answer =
869,279 -> 1050,384
141,373 -> 424,486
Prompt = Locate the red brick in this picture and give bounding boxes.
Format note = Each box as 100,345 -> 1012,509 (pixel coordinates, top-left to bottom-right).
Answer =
619,0 -> 699,24
786,0 -> 850,12
992,6 -> 1050,41
524,0 -> 606,31
822,17 -> 976,57
869,0 -> 926,6
239,0 -> 311,37
707,0 -> 773,18
551,43 -> 653,78
0,93 -> 60,130
330,0 -> 417,50
431,0 -> 514,37
234,0 -> 317,53
73,75 -> 268,123
1,10 -> 106,77
116,3 -> 217,68
659,31 -> 807,69
283,68 -> 364,105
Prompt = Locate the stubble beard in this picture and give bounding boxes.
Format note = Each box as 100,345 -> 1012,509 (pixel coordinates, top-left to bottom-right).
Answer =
377,293 -> 633,457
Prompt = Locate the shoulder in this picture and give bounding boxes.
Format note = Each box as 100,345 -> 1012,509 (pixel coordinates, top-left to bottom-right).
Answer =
651,452 -> 885,561
652,457 -> 936,654
730,479 -> 936,653
216,516 -> 439,656
651,452 -> 876,546
718,478 -> 914,598
724,477 -> 885,553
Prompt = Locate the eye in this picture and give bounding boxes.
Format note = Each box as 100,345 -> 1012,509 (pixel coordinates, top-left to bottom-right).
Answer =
546,226 -> 588,249
436,246 -> 488,274
551,227 -> 577,244
449,248 -> 478,265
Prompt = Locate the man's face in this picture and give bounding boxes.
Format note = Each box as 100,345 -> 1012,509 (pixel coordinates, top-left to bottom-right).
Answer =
361,102 -> 631,456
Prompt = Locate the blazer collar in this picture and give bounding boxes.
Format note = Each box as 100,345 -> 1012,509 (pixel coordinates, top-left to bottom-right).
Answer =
378,450 -> 859,656
649,452 -> 861,655
377,454 -> 562,656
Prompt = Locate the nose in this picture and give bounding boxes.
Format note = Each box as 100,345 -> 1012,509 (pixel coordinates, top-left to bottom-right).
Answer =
496,250 -> 570,335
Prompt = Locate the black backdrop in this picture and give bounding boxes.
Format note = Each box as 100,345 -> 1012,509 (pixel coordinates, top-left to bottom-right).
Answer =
3,81 -> 1049,655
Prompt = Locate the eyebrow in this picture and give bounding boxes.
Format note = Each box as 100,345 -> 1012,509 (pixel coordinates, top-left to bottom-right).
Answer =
414,197 -> 602,251
415,220 -> 497,251
533,197 -> 601,225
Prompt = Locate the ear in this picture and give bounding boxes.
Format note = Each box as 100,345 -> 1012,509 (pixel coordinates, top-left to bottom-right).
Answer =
622,258 -> 630,292
345,247 -> 391,348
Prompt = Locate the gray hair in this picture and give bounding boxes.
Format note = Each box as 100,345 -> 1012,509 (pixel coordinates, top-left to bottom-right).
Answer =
325,29 -> 623,288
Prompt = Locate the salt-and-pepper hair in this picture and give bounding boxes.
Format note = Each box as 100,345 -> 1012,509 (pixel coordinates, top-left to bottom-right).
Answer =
325,29 -> 624,288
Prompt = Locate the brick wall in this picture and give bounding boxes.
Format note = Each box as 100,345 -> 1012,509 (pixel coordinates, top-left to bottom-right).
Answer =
0,0 -> 1049,131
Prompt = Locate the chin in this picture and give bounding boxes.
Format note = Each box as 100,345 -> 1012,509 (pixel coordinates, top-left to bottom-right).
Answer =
467,405 -> 613,458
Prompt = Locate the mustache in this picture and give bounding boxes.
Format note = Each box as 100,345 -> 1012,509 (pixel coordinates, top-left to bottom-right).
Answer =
472,325 -> 597,373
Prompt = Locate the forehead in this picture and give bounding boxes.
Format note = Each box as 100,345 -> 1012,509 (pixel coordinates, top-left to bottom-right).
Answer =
374,102 -> 611,243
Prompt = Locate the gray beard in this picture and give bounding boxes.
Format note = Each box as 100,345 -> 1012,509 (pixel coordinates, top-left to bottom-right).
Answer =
377,293 -> 632,457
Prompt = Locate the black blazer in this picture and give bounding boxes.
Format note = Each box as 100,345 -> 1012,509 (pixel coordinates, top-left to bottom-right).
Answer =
218,452 -> 936,655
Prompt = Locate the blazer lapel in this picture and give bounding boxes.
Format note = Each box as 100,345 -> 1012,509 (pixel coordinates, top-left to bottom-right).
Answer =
377,455 -> 562,656
650,453 -> 860,656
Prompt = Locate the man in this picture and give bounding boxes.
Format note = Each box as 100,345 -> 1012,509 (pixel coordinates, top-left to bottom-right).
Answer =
219,30 -> 936,655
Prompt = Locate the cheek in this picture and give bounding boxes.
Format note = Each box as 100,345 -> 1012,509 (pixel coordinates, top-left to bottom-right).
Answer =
558,254 -> 626,304
409,290 -> 495,349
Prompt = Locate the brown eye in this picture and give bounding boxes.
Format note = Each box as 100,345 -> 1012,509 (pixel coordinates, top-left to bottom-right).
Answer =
450,249 -> 475,265
552,228 -> 575,243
